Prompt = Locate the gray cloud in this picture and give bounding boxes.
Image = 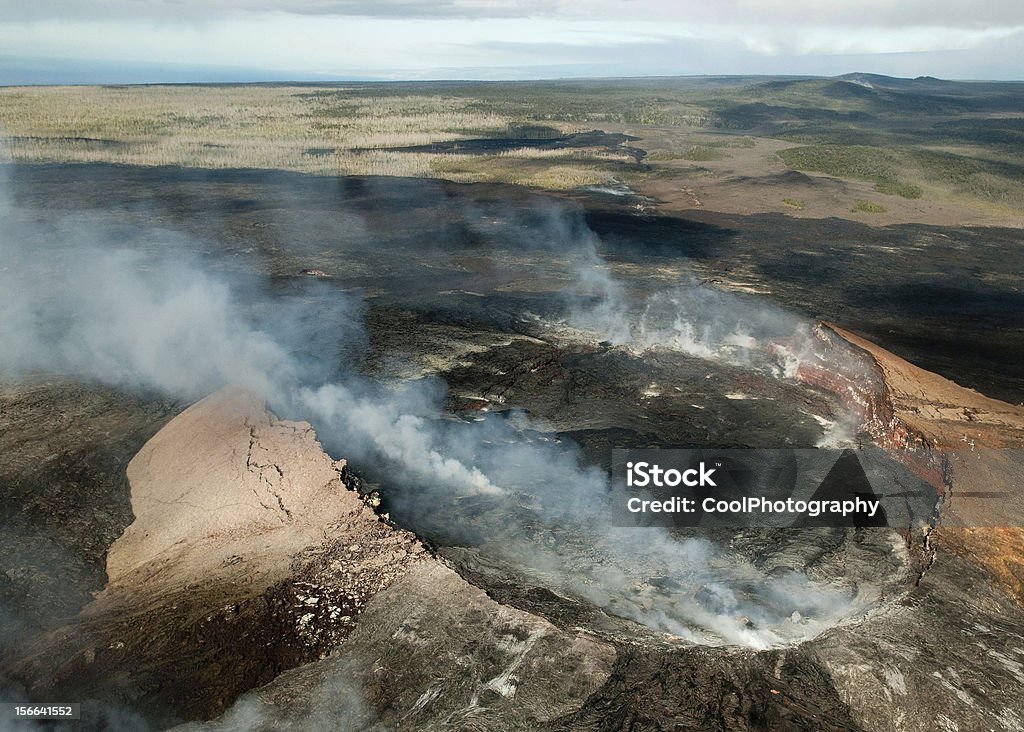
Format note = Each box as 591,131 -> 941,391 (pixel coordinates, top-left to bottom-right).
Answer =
0,0 -> 552,22
1,0 -> 1022,81
463,30 -> 1024,79
2,0 -> 1023,29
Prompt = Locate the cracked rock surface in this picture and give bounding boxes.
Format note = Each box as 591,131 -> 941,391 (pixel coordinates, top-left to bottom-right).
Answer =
107,388 -> 356,585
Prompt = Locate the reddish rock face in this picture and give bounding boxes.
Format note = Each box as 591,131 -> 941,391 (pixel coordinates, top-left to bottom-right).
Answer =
790,324 -> 945,491
783,321 -> 1024,583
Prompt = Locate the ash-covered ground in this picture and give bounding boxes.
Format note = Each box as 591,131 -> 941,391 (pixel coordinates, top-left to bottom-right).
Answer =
1,163 -> 1023,730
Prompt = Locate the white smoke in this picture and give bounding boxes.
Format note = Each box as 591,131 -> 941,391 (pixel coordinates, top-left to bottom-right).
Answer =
299,382 -> 502,497
0,179 -> 294,400
519,206 -> 819,376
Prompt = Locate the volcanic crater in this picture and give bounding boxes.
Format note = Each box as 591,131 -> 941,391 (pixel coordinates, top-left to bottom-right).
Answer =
2,163 -> 1024,731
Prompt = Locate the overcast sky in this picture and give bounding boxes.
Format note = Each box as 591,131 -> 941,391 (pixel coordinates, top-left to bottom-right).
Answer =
1,1 -> 1023,83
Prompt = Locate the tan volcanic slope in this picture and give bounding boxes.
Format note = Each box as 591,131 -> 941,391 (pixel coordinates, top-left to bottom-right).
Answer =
118,388 -> 614,726
108,387 -> 364,587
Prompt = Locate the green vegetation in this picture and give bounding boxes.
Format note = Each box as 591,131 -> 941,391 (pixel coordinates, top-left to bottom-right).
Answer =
428,152 -> 618,189
853,200 -> 887,213
778,142 -> 1024,209
646,151 -> 688,161
683,145 -> 728,161
782,198 -> 805,209
874,180 -> 924,199
776,145 -> 922,198
646,137 -> 750,162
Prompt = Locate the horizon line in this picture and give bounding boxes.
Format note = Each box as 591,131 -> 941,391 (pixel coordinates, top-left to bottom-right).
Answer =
5,71 -> 1024,88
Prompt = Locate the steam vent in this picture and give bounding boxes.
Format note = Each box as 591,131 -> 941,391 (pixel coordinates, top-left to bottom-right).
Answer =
3,72 -> 1024,732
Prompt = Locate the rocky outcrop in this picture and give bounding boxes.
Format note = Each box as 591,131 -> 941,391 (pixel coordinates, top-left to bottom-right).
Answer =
793,322 -> 1024,509
107,388 -> 370,587
2,388 -> 428,725
793,325 -> 905,451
